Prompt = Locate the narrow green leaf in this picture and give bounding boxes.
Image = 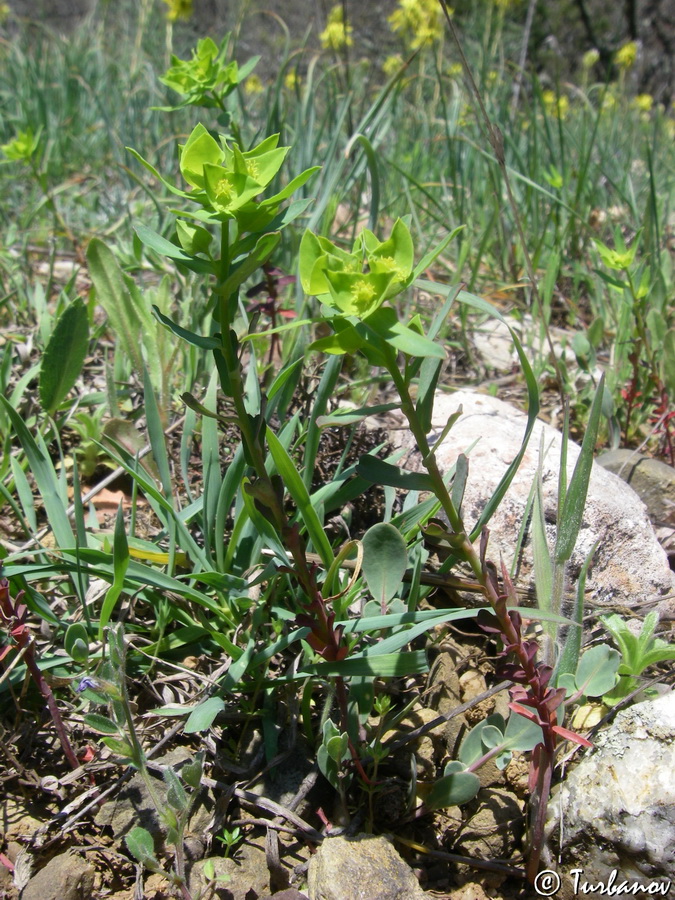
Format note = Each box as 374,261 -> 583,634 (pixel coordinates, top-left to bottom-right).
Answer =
451,453 -> 469,513
316,402 -> 400,428
346,133 -> 380,230
152,305 -> 220,350
554,541 -> 598,681
218,232 -> 281,299
266,426 -> 334,569
416,356 -> 442,433
293,650 -> 428,679
39,298 -> 89,413
98,503 -> 130,638
356,454 -> 435,491
87,238 -> 149,375
555,375 -> 605,563
0,397 -> 74,549
135,224 -> 214,274
303,355 -> 341,490
531,437 -> 553,630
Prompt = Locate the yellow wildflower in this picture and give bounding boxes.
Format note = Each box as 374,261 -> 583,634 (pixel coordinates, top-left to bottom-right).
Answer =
632,93 -> 653,113
383,54 -> 404,78
388,0 -> 445,51
162,0 -> 193,22
244,74 -> 264,95
446,62 -> 463,79
542,90 -> 569,120
352,279 -> 377,314
284,71 -> 302,90
0,3 -> 9,24
320,5 -> 353,51
615,41 -> 637,70
582,48 -> 600,69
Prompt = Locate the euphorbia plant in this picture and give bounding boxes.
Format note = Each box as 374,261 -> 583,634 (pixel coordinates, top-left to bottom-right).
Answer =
113,33 -> 598,885
298,221 -> 601,881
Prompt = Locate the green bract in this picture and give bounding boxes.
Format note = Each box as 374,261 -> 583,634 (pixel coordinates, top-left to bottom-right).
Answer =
0,126 -> 41,164
158,36 -> 260,111
299,218 -> 416,318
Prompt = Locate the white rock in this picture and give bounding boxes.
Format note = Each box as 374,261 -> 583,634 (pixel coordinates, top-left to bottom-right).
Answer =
545,691 -> 675,888
393,390 -> 675,612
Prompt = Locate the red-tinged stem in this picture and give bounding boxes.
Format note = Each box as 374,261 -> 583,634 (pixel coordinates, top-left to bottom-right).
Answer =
21,639 -> 81,771
0,580 -> 80,771
526,743 -> 554,883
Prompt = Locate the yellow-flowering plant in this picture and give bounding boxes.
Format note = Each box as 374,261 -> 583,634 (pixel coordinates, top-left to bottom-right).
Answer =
320,5 -> 353,52
388,0 -> 444,50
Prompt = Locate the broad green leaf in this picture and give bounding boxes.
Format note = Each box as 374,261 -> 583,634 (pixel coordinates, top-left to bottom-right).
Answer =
575,644 -> 620,697
181,752 -> 204,789
184,696 -> 225,733
125,827 -> 159,868
64,622 -> 89,663
324,270 -> 394,318
459,714 -> 506,766
39,298 -> 89,414
163,766 -> 189,811
502,709 -> 543,751
84,713 -> 120,735
425,766 -> 481,809
363,307 -> 446,359
361,523 -> 408,606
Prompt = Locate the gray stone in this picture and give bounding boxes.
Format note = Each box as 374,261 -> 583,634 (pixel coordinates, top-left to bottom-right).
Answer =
444,787 -> 523,862
307,834 -> 428,900
544,691 -> 675,893
597,448 -> 675,525
392,390 -> 675,612
188,843 -> 270,900
21,851 -> 95,900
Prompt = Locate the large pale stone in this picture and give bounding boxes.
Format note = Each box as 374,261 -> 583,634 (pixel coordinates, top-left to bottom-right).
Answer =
544,691 -> 675,893
392,390 -> 675,612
